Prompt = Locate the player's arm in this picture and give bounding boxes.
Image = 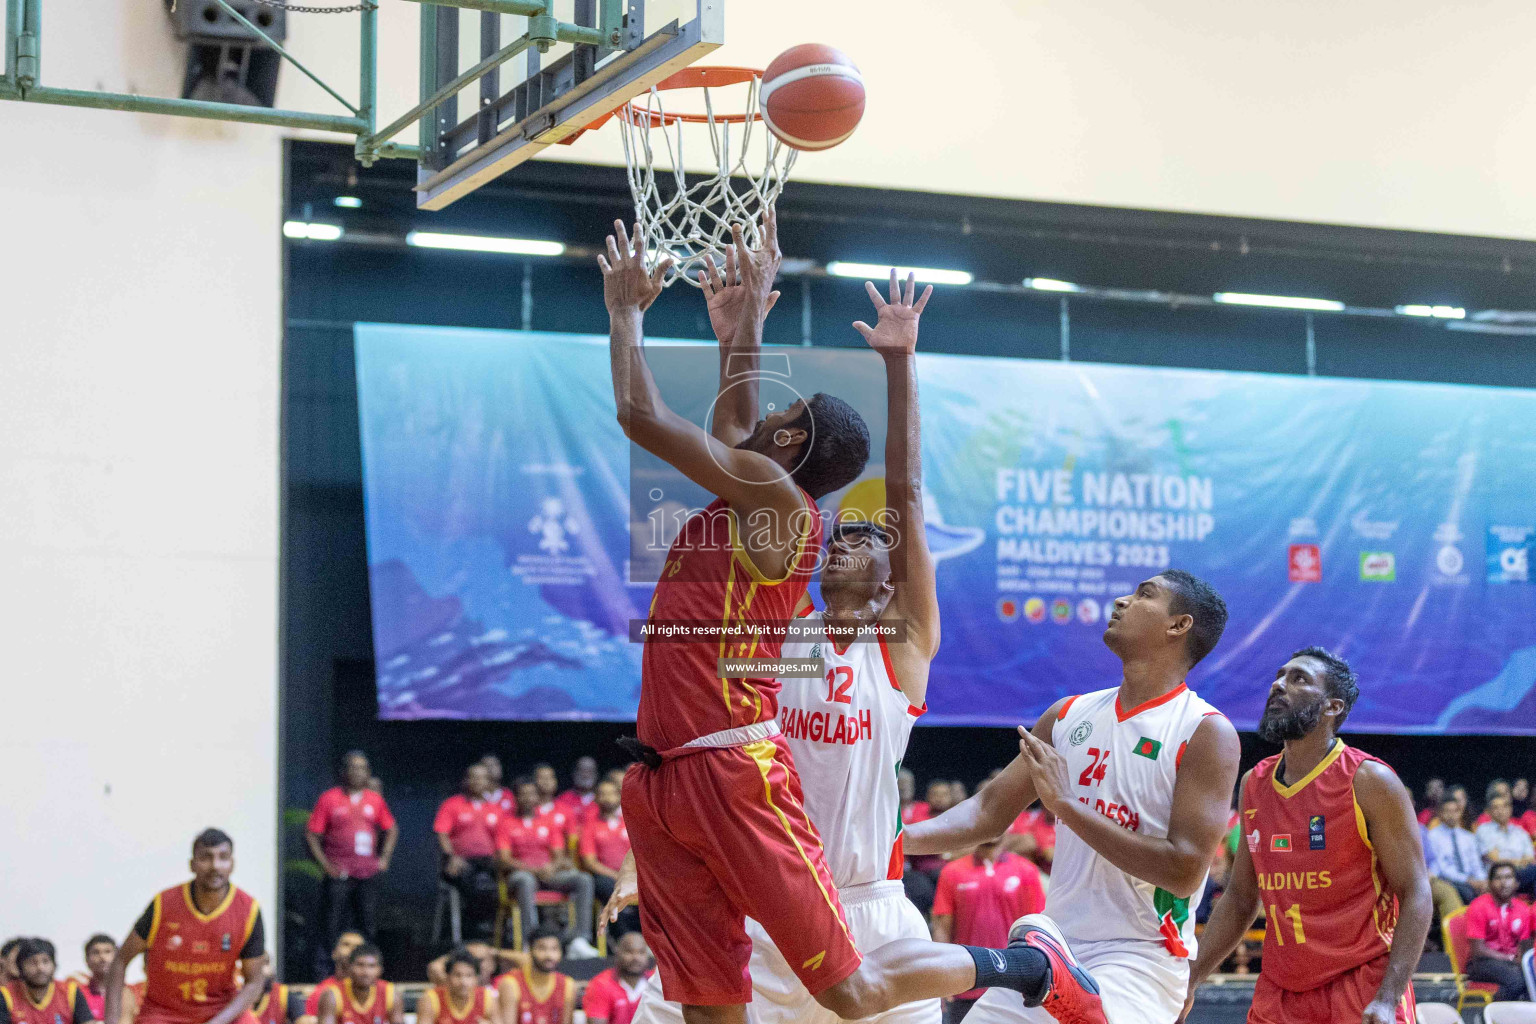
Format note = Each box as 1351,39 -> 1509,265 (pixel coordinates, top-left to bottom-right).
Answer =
702,212 -> 780,446
378,820 -> 399,873
207,958 -> 268,1024
1178,772 -> 1262,1022
560,982 -> 574,1024
1355,760 -> 1434,1024
316,988 -> 340,1024
494,976 -> 519,1024
415,991 -> 437,1024
1021,712 -> 1240,898
857,272 -> 939,703
601,221 -> 808,568
386,988 -> 403,1024
104,907 -> 153,1024
482,990 -> 499,1024
902,698 -> 1067,855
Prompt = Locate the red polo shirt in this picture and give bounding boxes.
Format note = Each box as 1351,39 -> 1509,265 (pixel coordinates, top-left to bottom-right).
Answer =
554,789 -> 596,822
433,794 -> 501,859
496,813 -> 563,868
536,801 -> 573,843
309,787 -> 396,878
580,968 -> 651,1024
934,852 -> 1046,999
1465,894 -> 1532,958
579,812 -> 630,871
901,801 -> 931,826
1007,809 -> 1056,852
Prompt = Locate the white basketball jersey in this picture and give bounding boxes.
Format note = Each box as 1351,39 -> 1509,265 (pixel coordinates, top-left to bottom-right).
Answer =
778,612 -> 926,889
1044,683 -> 1221,960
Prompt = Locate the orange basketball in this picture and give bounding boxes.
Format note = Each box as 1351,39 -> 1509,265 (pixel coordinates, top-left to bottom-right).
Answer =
759,44 -> 865,151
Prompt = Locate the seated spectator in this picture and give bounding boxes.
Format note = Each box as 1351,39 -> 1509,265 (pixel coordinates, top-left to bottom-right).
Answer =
948,779 -> 969,804
0,939 -> 21,988
435,762 -> 503,942
1000,807 -> 1056,873
1449,784 -> 1470,826
1418,777 -> 1446,827
426,942 -> 499,989
1,938 -> 93,1024
603,768 -> 626,790
307,751 -> 397,975
1476,780 -> 1513,828
418,950 -> 496,1024
253,967 -> 288,1024
1464,863 -> 1532,1000
526,764 -> 573,845
579,779 -> 630,914
581,932 -> 654,1024
495,777 -> 595,952
1478,794 -> 1536,894
68,934 -> 116,1021
1514,778 -> 1531,817
554,757 -> 600,824
909,781 -> 953,883
898,768 -> 928,825
493,928 -> 574,1024
481,756 -> 513,815
1427,796 -> 1487,918
931,840 -> 1046,1024
301,932 -> 364,1023
317,944 -> 400,1024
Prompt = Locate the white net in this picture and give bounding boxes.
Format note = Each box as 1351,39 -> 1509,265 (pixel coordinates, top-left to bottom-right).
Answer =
618,74 -> 797,288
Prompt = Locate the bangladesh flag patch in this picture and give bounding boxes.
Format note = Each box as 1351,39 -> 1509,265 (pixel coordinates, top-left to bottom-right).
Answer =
1133,736 -> 1163,759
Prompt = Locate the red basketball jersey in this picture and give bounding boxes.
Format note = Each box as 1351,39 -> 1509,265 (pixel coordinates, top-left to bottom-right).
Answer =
142,884 -> 261,1022
2,980 -> 82,1024
424,988 -> 488,1024
335,982 -> 393,1024
637,493 -> 822,750
1243,741 -> 1399,992
253,984 -> 287,1024
500,972 -> 573,1024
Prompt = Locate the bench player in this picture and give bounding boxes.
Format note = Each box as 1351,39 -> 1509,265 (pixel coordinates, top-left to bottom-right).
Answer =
905,572 -> 1242,1024
600,217 -> 1101,1024
1180,648 -> 1431,1024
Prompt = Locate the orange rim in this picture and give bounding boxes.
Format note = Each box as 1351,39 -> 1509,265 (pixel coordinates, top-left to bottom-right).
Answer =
619,66 -> 764,127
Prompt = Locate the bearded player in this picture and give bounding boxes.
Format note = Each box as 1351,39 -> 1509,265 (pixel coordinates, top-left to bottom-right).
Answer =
905,572 -> 1241,1024
1180,648 -> 1431,1024
601,216 -> 1099,1024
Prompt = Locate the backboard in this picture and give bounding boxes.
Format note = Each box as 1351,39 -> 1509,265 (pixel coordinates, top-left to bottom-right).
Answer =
412,0 -> 721,209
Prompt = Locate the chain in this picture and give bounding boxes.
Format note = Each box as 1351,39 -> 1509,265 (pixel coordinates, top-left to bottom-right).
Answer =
241,0 -> 378,12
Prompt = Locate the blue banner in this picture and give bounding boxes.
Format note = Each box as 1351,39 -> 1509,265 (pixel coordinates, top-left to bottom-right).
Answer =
355,323 -> 1536,733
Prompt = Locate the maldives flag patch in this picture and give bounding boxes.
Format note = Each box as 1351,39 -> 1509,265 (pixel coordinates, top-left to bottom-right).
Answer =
1271,834 -> 1293,852
1133,736 -> 1163,759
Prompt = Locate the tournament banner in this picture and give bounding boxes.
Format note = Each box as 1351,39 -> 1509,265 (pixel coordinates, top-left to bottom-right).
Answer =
355,323 -> 1536,733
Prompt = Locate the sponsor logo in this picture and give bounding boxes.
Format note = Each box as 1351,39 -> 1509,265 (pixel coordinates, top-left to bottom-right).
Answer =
1271,834 -> 1293,852
1076,598 -> 1101,624
1004,875 -> 1022,893
1051,598 -> 1073,624
1436,545 -> 1465,576
1069,721 -> 1093,747
997,598 -> 1019,621
988,949 -> 1007,973
1289,544 -> 1321,583
1024,598 -> 1047,623
220,933 -> 232,952
1288,517 -> 1318,538
1359,551 -> 1396,582
168,935 -> 183,950
1350,511 -> 1399,541
1133,736 -> 1162,760
1246,828 -> 1260,853
802,951 -> 827,971
1488,525 -> 1534,584
1309,814 -> 1326,850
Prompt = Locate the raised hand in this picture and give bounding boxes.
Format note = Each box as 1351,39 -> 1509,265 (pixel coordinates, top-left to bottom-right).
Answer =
598,220 -> 672,314
700,246 -> 780,346
1017,725 -> 1073,816
730,205 -> 782,307
852,269 -> 933,355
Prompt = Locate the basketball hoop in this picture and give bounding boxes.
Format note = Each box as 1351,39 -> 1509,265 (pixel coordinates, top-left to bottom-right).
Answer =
611,66 -> 797,288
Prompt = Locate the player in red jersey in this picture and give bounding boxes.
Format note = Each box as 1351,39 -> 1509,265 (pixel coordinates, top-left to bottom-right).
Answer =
1181,648 -> 1432,1024
418,952 -> 495,1024
602,217 -> 1092,1024
298,933 -> 363,1024
0,939 -> 94,1024
72,933 -> 120,1020
317,945 -> 399,1024
105,829 -> 268,1024
494,930 -> 573,1024
582,933 -> 654,1024
252,974 -> 287,1024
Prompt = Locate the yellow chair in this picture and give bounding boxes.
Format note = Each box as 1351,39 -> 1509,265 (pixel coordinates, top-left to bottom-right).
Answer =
1441,906 -> 1499,1014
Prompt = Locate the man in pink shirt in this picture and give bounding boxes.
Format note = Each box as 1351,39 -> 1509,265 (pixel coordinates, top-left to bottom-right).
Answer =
308,751 -> 398,961
554,757 -> 600,825
1464,862 -> 1533,1000
579,779 -> 631,926
1002,809 -> 1056,873
581,932 -> 653,1024
931,839 -> 1047,1023
496,776 -> 595,948
433,761 -> 502,941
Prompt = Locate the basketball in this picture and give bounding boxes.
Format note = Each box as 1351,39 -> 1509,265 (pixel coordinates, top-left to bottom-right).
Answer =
759,43 -> 865,151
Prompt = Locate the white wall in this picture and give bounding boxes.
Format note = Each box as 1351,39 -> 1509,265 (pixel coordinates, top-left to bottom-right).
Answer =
284,0 -> 1536,240
0,1 -> 279,975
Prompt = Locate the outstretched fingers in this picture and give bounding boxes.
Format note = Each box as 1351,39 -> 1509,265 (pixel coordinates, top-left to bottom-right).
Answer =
852,320 -> 874,341
888,267 -> 900,304
913,284 -> 934,315
702,252 -> 722,296
612,219 -> 632,258
864,280 -> 887,310
902,271 -> 917,306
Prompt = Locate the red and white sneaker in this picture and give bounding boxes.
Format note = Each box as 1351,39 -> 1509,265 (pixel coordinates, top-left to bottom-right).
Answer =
1008,914 -> 1107,1024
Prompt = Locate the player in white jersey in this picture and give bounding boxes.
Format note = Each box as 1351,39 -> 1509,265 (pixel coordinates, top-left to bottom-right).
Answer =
604,270 -> 1022,1024
905,571 -> 1242,1024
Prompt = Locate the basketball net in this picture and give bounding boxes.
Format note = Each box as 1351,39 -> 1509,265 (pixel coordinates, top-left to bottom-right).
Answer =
616,71 -> 797,288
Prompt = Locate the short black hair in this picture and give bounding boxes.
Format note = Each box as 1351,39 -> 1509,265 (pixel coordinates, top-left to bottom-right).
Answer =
1289,646 -> 1360,729
830,520 -> 892,547
1,937 -> 23,958
443,949 -> 481,976
192,828 -> 234,853
512,774 -> 537,792
1438,795 -> 1460,809
527,926 -> 564,950
349,943 -> 383,964
15,938 -> 55,968
533,762 -> 554,774
84,934 -> 115,954
1158,570 -> 1228,666
1488,861 -> 1517,882
1486,779 -> 1510,802
340,750 -> 368,776
786,393 -> 871,501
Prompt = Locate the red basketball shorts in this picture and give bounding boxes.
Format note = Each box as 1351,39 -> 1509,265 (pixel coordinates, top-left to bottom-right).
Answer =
622,735 -> 862,1005
138,1007 -> 259,1024
1248,954 -> 1416,1024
